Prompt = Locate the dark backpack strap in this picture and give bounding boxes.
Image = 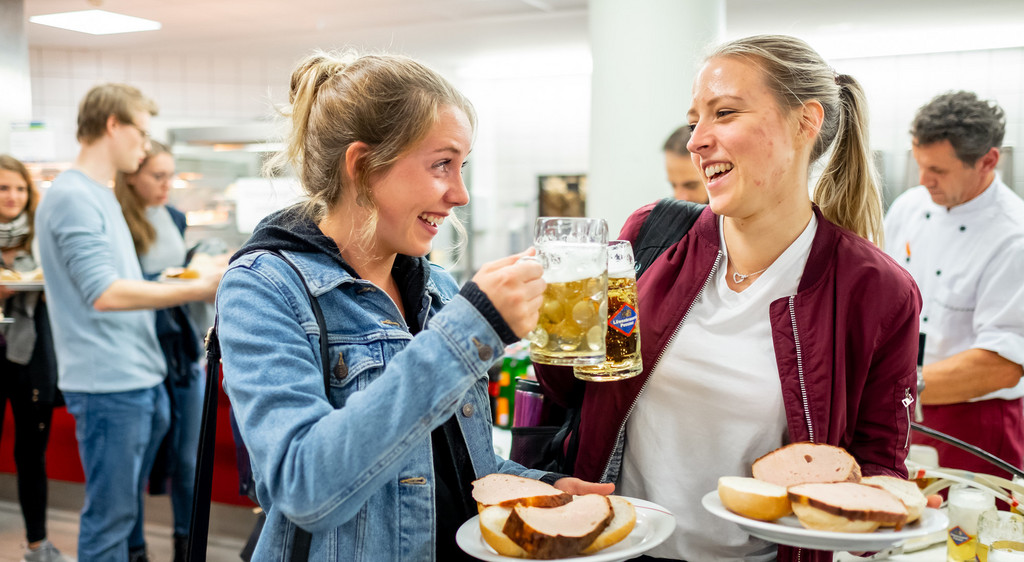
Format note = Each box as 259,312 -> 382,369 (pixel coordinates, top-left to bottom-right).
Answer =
187,327 -> 223,562
187,250 -> 330,561
633,198 -> 706,279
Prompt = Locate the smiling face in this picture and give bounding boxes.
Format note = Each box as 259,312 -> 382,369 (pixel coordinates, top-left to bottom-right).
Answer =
127,151 -> 175,207
686,56 -> 808,220
0,169 -> 29,223
363,105 -> 472,259
912,139 -> 995,209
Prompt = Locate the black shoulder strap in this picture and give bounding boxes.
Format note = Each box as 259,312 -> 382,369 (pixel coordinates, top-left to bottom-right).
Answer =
632,198 -> 706,279
188,250 -> 328,562
187,328 -> 221,562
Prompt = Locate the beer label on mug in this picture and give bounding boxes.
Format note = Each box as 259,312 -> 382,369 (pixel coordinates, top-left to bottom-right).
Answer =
609,304 -> 638,336
949,525 -> 971,545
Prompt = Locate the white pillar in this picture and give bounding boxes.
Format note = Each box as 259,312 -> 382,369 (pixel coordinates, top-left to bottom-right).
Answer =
587,0 -> 723,235
0,0 -> 32,155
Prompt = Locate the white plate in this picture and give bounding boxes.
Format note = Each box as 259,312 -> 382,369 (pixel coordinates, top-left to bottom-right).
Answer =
158,268 -> 203,283
0,280 -> 44,290
701,491 -> 948,552
456,496 -> 676,562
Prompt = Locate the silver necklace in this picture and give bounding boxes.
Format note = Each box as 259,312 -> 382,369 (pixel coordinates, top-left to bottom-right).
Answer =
731,264 -> 768,284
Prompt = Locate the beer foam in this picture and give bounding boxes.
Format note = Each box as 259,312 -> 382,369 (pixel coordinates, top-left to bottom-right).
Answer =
608,264 -> 636,278
538,242 -> 607,283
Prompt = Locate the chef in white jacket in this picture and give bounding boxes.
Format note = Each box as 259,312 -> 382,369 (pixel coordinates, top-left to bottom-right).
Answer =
885,90 -> 1024,477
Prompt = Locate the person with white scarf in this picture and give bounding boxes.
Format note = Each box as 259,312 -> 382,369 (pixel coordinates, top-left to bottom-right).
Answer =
0,154 -> 67,562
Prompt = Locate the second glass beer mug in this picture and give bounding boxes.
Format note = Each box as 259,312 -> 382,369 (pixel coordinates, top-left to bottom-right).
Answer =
527,217 -> 609,366
574,240 -> 643,381
978,509 -> 1024,562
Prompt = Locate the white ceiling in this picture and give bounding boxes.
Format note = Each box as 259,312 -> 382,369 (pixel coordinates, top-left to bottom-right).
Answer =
21,0 -> 1024,63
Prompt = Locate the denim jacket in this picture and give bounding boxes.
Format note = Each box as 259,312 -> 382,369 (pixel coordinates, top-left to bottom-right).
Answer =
217,214 -> 548,561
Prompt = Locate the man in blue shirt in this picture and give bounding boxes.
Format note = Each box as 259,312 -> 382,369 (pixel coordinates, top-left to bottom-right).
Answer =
35,83 -> 219,562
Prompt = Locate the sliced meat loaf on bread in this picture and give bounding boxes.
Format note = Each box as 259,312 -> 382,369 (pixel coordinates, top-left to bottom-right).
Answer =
788,482 -> 909,532
752,442 -> 861,487
471,473 -> 573,511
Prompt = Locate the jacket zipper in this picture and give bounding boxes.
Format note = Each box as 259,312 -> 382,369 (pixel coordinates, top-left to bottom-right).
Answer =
788,296 -> 814,443
600,252 -> 723,481
902,387 -> 914,449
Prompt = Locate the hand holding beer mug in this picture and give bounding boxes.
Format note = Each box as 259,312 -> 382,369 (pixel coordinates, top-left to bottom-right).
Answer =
574,240 -> 643,381
526,217 -> 609,366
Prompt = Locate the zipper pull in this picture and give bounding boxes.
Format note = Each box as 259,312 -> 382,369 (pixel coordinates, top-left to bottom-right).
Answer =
902,388 -> 915,408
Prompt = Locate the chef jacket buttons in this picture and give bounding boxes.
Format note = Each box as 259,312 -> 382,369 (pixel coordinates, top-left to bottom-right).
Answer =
923,316 -> 929,323
960,225 -> 967,231
462,403 -> 475,417
936,270 -> 942,276
471,337 -> 492,362
925,212 -> 931,219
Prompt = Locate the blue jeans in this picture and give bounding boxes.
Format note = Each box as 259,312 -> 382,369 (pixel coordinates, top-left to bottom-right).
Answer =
64,385 -> 170,561
167,368 -> 204,536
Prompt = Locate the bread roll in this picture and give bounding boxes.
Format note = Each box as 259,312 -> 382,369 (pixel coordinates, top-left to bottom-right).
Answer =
479,506 -> 529,558
717,476 -> 792,521
581,496 -> 637,554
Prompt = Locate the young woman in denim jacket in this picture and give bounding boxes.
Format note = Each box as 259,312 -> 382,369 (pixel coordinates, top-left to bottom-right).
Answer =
216,51 -> 612,561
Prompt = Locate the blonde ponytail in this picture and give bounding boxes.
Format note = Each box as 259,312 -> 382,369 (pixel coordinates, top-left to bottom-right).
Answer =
813,75 -> 884,246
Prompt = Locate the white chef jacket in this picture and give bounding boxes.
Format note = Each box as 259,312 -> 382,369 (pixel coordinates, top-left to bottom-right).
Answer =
884,176 -> 1024,400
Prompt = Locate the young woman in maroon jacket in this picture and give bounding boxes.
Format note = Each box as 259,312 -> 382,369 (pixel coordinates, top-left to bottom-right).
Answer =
534,35 -> 923,562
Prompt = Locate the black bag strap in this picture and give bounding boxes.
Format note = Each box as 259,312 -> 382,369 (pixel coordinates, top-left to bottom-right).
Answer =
188,250 -> 329,561
632,198 -> 706,279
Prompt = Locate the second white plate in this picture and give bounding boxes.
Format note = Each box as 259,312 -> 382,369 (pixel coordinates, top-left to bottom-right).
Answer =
701,490 -> 948,552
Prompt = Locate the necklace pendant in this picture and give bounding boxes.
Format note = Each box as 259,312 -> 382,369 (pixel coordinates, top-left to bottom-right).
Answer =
732,271 -> 747,284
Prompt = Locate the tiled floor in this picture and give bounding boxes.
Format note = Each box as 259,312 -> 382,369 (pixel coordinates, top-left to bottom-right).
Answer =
0,475 -> 255,561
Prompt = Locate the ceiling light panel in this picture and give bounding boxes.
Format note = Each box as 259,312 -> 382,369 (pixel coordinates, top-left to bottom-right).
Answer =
29,9 -> 161,35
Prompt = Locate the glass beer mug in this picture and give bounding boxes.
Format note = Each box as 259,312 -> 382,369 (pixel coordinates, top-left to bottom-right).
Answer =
574,240 -> 643,381
527,217 -> 609,366
977,509 -> 1024,562
948,483 -> 996,562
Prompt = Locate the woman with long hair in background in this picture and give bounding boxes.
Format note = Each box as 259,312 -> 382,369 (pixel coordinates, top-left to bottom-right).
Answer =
0,154 -> 67,562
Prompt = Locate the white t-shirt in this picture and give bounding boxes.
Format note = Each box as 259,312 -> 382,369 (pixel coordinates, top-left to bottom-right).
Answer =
619,214 -> 817,561
884,177 -> 1024,400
